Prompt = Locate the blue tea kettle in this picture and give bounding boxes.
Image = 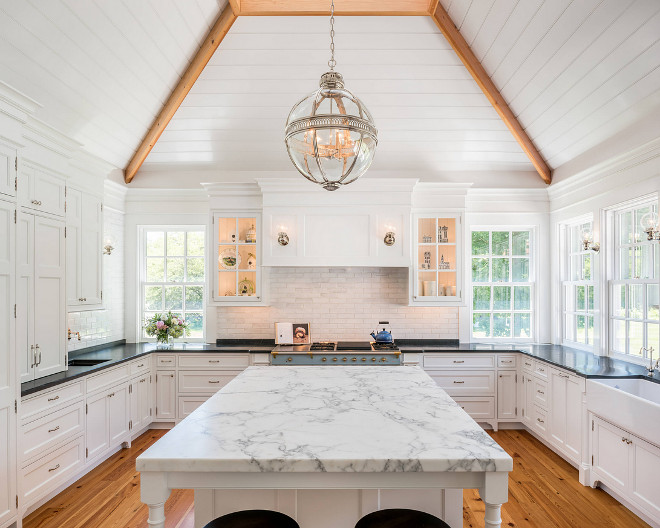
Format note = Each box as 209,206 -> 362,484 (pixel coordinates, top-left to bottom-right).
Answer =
371,321 -> 393,343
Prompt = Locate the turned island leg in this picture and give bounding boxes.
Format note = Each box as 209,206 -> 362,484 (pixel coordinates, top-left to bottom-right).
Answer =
141,472 -> 171,528
479,471 -> 509,528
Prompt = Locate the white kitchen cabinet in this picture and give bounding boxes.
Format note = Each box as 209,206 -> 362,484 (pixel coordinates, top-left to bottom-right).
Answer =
66,188 -> 103,309
156,371 -> 176,420
411,213 -> 463,306
0,198 -> 16,525
497,371 -> 517,420
130,374 -> 152,433
17,211 -> 66,383
0,142 -> 17,198
630,435 -> 660,519
86,383 -> 129,461
549,367 -> 584,464
521,374 -> 534,428
17,163 -> 66,217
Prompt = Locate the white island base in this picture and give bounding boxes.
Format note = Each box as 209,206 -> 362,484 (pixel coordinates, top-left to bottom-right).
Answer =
193,487 -> 463,528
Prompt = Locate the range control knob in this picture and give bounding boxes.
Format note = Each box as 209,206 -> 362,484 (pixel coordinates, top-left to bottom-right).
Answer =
371,357 -> 377,362
322,357 -> 327,362
381,357 -> 387,362
332,357 -> 338,362
351,357 -> 357,362
287,357 -> 292,362
361,358 -> 367,362
342,357 -> 347,362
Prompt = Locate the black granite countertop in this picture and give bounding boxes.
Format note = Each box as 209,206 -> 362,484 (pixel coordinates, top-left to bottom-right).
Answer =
400,343 -> 660,384
21,340 -> 275,397
22,340 -> 660,397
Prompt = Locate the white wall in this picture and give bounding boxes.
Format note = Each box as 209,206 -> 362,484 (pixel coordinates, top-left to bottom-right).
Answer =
67,206 -> 125,351
216,267 -> 458,341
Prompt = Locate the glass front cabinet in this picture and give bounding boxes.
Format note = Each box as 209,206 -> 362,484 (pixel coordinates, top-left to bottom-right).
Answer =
411,213 -> 463,305
212,212 -> 262,303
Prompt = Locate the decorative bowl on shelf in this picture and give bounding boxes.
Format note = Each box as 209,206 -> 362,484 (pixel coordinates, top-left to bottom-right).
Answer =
238,278 -> 255,296
219,248 -> 241,270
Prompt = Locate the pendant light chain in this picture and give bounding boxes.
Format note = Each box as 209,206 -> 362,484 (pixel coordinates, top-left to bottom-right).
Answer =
328,0 -> 336,70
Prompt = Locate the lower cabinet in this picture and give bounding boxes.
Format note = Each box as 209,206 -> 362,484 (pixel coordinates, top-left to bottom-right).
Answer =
85,383 -> 128,461
521,373 -> 534,428
155,371 -> 176,420
549,367 -> 584,464
592,416 -> 660,520
497,371 -> 517,420
129,374 -> 152,433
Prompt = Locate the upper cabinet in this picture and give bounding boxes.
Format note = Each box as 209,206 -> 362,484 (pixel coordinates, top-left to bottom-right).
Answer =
0,142 -> 17,198
17,163 -> 66,217
66,188 -> 103,310
212,212 -> 262,304
411,213 -> 464,306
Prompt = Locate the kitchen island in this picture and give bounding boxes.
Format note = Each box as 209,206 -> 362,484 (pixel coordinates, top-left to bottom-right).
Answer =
137,366 -> 512,527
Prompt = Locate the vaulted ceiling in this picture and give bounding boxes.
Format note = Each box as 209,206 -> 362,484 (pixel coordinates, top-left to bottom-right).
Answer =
0,0 -> 659,184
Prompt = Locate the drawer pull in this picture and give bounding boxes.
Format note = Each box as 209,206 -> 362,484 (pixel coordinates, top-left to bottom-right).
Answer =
538,368 -> 545,372
107,392 -> 115,398
139,378 -> 146,383
137,364 -> 144,368
453,360 -> 464,363
209,360 -> 220,363
537,390 -> 544,395
161,359 -> 173,363
209,380 -> 220,384
48,464 -> 60,472
525,362 -> 532,367
559,373 -> 570,378
453,380 -> 465,384
47,395 -> 60,402
502,360 -> 513,364
537,418 -> 544,424
621,437 -> 632,444
31,199 -> 42,206
48,425 -> 60,433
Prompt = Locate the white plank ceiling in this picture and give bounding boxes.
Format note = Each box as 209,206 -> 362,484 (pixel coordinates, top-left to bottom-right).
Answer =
0,0 -> 658,179
0,0 -> 225,167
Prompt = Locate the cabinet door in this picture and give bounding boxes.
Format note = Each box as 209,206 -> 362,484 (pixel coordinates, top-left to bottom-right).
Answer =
522,375 -> 534,427
0,200 -> 16,525
33,170 -> 66,217
34,216 -> 66,379
497,371 -> 517,420
593,418 -> 629,494
131,376 -> 152,432
0,143 -> 16,198
16,212 -> 34,384
630,436 -> 660,518
564,376 -> 582,463
108,385 -> 128,446
66,188 -> 83,307
549,369 -> 567,449
81,196 -> 102,306
156,371 -> 176,420
86,392 -> 109,460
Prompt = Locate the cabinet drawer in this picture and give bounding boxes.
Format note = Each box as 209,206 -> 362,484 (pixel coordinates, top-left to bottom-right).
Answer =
21,402 -> 84,465
156,355 -> 176,368
552,367 -> 586,391
22,382 -> 83,422
22,436 -> 84,503
534,361 -> 549,379
87,364 -> 129,395
178,371 -> 239,394
429,370 -> 495,396
452,397 -> 495,420
178,354 -> 249,369
533,378 -> 548,408
497,355 -> 517,369
533,405 -> 548,436
130,357 -> 151,376
521,357 -> 534,373
423,354 -> 495,369
178,396 -> 210,419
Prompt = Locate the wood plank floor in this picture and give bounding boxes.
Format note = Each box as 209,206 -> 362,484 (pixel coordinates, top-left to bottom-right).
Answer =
23,429 -> 650,528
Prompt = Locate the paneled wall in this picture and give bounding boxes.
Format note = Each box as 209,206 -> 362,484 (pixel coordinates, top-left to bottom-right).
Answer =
67,207 -> 124,351
216,267 -> 458,341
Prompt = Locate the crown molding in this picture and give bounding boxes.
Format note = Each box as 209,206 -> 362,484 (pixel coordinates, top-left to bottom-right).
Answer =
0,81 -> 42,117
255,177 -> 420,195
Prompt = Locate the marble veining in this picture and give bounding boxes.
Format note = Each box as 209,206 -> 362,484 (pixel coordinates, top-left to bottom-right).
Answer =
136,366 -> 512,474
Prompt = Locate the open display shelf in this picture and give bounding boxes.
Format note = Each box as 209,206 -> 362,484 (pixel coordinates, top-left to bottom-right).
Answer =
215,215 -> 260,301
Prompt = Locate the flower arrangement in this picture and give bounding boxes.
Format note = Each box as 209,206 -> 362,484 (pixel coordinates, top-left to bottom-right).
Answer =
144,311 -> 189,347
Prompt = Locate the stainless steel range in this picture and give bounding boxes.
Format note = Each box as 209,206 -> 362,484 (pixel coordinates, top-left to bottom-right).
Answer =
271,341 -> 401,365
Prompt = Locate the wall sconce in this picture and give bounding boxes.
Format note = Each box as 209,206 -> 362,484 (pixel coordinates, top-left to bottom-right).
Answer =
277,226 -> 289,246
384,225 -> 396,246
641,211 -> 660,241
581,229 -> 600,252
103,233 -> 116,255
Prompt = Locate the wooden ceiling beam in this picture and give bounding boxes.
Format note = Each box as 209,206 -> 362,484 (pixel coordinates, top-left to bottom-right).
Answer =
430,3 -> 552,184
235,0 -> 430,16
228,0 -> 241,15
123,4 -> 236,183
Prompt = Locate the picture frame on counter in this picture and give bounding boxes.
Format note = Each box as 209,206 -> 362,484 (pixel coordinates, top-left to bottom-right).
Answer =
276,322 -> 312,345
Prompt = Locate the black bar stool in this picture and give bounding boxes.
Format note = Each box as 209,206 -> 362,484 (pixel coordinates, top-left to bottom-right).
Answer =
202,509 -> 300,528
355,508 -> 451,528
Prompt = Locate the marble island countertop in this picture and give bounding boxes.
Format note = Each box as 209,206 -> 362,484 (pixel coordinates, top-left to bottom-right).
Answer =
136,366 -> 513,474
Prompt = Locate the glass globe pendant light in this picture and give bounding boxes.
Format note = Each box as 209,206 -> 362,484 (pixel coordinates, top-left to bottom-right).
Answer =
284,0 -> 378,191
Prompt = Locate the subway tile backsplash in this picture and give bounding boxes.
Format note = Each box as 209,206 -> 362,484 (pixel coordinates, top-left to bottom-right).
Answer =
216,267 -> 459,341
67,208 -> 125,351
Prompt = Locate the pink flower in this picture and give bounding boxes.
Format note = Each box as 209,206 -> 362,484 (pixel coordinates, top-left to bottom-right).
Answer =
156,320 -> 167,330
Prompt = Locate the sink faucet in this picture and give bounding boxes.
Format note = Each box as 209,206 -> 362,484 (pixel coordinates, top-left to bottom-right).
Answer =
645,346 -> 656,375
